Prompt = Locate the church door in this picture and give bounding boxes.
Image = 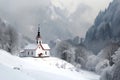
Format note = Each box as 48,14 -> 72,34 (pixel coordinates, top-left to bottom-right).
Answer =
38,53 -> 42,57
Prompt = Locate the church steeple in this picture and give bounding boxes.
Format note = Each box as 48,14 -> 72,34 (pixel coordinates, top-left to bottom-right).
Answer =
36,24 -> 42,44
37,26 -> 41,38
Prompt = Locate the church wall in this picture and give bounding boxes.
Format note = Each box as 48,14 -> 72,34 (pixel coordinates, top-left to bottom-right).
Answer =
35,47 -> 50,57
20,49 -> 35,57
35,47 -> 44,57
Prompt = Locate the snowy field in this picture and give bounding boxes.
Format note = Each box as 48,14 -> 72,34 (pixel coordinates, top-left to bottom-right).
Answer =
0,49 -> 100,80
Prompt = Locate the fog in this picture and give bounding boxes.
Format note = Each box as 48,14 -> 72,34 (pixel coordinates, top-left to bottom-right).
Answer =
0,0 -> 112,42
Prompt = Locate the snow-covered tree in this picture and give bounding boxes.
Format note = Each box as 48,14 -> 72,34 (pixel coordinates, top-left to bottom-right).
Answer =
100,47 -> 120,80
75,63 -> 81,72
98,43 -> 119,66
100,66 -> 112,80
62,48 -> 75,64
0,18 -> 19,54
73,36 -> 80,45
112,48 -> 120,64
112,62 -> 120,80
6,26 -> 18,54
95,59 -> 109,74
110,48 -> 120,80
56,41 -> 71,57
85,55 -> 100,71
55,41 -> 75,64
75,45 -> 93,68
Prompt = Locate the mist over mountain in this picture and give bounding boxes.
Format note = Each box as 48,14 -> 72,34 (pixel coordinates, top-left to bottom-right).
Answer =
0,0 -> 72,42
0,0 -> 111,43
85,0 -> 120,54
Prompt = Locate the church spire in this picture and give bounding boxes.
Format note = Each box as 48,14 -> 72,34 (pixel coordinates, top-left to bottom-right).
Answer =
37,26 -> 41,38
36,24 -> 42,44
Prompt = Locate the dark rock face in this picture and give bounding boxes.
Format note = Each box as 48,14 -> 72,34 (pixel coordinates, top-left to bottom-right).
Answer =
84,0 -> 120,54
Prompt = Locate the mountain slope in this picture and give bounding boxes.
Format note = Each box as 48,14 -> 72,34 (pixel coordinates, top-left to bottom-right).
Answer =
0,64 -> 35,80
0,49 -> 100,80
84,0 -> 120,54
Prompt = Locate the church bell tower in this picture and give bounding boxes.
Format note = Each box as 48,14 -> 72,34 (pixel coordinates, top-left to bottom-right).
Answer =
36,25 -> 42,45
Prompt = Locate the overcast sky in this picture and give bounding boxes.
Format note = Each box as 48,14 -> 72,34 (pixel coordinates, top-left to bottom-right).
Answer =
52,0 -> 113,22
51,0 -> 113,37
0,0 -> 113,39
52,0 -> 113,14
0,0 -> 113,23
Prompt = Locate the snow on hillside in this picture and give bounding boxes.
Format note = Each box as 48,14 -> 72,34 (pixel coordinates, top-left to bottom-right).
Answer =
0,49 -> 100,80
0,64 -> 35,80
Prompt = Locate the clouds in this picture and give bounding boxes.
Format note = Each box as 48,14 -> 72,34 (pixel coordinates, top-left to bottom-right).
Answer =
48,0 -> 113,37
51,0 -> 113,17
51,0 -> 81,14
0,0 -> 113,42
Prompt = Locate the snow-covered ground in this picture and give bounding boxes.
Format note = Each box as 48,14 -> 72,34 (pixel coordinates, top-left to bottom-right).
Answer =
0,49 -> 100,80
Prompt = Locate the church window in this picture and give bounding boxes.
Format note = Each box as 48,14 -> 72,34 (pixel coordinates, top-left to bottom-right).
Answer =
31,52 -> 33,55
28,52 -> 29,55
45,51 -> 47,55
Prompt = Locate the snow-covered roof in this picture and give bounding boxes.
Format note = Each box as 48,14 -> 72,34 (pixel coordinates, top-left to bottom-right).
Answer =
24,44 -> 37,49
41,44 -> 50,50
24,43 -> 50,50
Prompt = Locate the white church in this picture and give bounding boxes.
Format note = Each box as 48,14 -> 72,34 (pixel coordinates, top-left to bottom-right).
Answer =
19,26 -> 50,57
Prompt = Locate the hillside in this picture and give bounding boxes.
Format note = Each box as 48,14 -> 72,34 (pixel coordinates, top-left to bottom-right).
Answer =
0,64 -> 34,80
84,0 -> 120,54
0,49 -> 100,80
